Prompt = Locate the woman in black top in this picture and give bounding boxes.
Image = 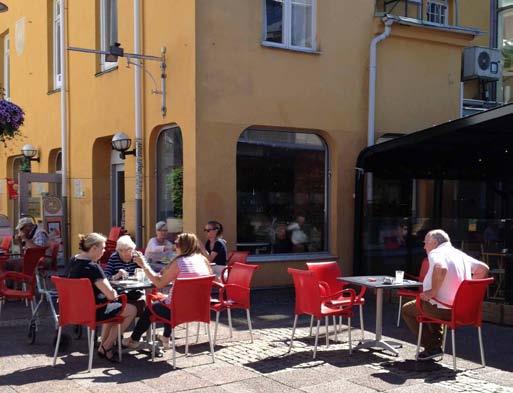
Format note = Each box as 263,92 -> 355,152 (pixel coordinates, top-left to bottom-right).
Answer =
203,220 -> 227,276
68,233 -> 137,361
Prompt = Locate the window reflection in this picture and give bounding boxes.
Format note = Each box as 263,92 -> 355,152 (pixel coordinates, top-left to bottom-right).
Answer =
236,129 -> 327,255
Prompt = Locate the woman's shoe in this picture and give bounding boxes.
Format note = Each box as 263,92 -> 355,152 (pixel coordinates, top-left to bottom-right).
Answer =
97,343 -> 118,362
156,334 -> 170,350
121,337 -> 141,350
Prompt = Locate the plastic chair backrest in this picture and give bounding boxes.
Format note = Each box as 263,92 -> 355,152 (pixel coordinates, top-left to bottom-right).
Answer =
108,227 -> 123,242
171,275 -> 215,327
288,268 -> 321,318
22,247 -> 47,276
418,257 -> 429,282
227,251 -> 250,266
51,276 -> 97,328
306,261 -> 344,295
1,235 -> 12,252
225,262 -> 259,307
451,278 -> 494,327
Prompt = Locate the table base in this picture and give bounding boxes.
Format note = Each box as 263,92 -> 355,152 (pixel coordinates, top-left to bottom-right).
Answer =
354,339 -> 402,355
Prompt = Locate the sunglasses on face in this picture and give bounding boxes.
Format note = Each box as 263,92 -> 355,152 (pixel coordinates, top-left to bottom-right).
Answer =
204,228 -> 217,232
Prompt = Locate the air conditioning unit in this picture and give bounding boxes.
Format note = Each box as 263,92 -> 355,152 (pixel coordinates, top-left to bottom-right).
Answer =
462,46 -> 502,82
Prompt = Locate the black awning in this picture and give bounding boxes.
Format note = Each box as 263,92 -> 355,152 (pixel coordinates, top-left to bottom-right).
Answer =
356,103 -> 513,180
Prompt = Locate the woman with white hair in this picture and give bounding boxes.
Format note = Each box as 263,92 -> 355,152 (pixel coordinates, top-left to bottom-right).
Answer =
144,221 -> 174,262
104,235 -> 139,280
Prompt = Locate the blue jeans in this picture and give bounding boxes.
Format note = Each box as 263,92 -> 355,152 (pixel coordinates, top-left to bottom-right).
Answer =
131,302 -> 172,340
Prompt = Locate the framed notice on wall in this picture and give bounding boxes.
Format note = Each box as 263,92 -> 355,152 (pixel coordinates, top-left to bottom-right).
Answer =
46,217 -> 62,245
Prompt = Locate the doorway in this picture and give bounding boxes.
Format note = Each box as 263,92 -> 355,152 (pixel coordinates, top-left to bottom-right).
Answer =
110,151 -> 125,227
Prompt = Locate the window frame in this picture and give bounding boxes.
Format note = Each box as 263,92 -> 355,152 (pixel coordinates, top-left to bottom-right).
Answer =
262,0 -> 318,53
497,2 -> 513,103
99,0 -> 118,71
155,126 -> 184,225
3,33 -> 9,100
236,128 -> 330,257
426,0 -> 448,25
53,0 -> 62,89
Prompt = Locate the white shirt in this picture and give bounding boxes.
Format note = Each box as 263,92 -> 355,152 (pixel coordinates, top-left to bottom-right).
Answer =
423,242 -> 482,309
144,237 -> 174,262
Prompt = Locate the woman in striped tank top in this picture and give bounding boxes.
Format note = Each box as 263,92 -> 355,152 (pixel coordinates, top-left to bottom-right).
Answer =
122,233 -> 212,350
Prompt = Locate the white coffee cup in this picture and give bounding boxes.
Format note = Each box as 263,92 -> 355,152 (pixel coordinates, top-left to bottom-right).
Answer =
395,270 -> 404,284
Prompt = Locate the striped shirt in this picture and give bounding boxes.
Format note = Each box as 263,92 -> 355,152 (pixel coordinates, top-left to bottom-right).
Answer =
164,253 -> 211,304
103,251 -> 138,279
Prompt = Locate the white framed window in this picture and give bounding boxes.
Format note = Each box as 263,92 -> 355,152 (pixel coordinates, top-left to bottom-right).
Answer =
53,0 -> 62,89
263,0 -> 317,51
3,34 -> 9,100
100,0 -> 118,71
427,0 -> 448,25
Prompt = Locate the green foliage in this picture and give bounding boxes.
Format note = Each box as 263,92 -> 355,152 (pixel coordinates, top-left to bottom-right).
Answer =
165,166 -> 183,218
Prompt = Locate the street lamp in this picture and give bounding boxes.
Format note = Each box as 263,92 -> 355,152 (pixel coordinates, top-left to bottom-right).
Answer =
111,132 -> 136,160
21,144 -> 40,172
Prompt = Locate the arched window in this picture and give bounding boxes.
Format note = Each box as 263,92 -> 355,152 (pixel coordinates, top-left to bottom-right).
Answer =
156,126 -> 183,231
237,129 -> 328,255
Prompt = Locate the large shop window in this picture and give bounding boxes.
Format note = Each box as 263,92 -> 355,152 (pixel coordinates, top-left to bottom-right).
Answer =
263,0 -> 317,51
156,127 -> 183,233
237,129 -> 328,255
498,1 -> 513,104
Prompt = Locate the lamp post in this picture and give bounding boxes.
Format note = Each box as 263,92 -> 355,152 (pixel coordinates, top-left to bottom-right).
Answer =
21,144 -> 39,172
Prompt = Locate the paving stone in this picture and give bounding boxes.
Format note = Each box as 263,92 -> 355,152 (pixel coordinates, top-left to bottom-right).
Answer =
300,379 -> 377,393
220,376 -> 299,393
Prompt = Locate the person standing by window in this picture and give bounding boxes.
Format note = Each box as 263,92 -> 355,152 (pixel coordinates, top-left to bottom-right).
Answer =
203,220 -> 227,276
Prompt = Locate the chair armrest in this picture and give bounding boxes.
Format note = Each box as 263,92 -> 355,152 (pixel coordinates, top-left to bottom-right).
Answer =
213,281 -> 225,289
415,294 -> 453,314
220,266 -> 231,284
318,281 -> 330,297
95,294 -> 127,313
1,271 -> 32,282
323,288 -> 356,305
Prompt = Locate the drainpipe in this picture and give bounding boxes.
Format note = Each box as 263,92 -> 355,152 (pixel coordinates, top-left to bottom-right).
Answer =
367,18 -> 394,147
60,0 -> 70,263
134,0 -> 143,248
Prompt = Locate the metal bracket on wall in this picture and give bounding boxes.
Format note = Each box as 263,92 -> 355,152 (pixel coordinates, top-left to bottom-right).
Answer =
68,45 -> 167,117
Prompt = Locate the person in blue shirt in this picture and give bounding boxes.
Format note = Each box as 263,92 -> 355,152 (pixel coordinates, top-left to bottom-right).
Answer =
104,235 -> 139,280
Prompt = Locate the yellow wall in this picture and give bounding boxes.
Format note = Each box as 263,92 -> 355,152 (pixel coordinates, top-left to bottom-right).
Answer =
0,0 -> 488,286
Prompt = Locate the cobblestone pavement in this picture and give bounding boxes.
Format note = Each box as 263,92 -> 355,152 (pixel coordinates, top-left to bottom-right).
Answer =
1,288 -> 512,392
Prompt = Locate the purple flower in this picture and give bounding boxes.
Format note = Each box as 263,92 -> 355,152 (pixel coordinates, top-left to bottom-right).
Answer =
0,99 -> 24,145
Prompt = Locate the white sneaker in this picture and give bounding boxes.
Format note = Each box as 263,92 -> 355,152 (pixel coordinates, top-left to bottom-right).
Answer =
156,334 -> 170,350
122,337 -> 140,350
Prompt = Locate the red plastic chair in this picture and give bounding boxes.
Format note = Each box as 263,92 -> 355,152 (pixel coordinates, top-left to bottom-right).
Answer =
210,262 -> 259,345
147,275 -> 215,368
415,278 -> 494,371
226,251 -> 250,266
396,257 -> 429,327
306,261 -> 366,340
288,268 -> 355,359
0,248 -> 46,317
108,227 -> 124,242
0,235 -> 12,253
51,276 -> 127,372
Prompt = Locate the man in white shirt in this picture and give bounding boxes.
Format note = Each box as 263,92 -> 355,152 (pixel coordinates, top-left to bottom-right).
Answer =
402,229 -> 489,360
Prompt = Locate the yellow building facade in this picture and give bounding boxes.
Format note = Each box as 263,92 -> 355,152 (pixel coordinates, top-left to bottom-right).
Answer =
0,0 -> 497,285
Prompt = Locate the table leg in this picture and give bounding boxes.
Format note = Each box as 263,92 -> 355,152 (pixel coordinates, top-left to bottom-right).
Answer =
375,288 -> 383,341
353,287 -> 401,355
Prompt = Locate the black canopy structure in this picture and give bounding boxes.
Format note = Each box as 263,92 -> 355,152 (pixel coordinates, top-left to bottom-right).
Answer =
353,104 -> 513,291
356,103 -> 513,180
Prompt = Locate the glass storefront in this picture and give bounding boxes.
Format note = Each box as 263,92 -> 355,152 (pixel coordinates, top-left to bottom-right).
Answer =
361,175 -> 513,304
236,129 -> 328,255
156,126 -> 183,233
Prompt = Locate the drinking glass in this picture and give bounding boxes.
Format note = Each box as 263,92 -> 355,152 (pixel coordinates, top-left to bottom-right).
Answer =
395,270 -> 404,284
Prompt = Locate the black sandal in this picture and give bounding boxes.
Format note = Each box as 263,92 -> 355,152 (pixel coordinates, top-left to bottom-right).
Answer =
98,343 -> 118,363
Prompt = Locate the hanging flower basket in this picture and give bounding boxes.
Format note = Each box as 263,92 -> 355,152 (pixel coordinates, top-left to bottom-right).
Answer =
0,99 -> 24,145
